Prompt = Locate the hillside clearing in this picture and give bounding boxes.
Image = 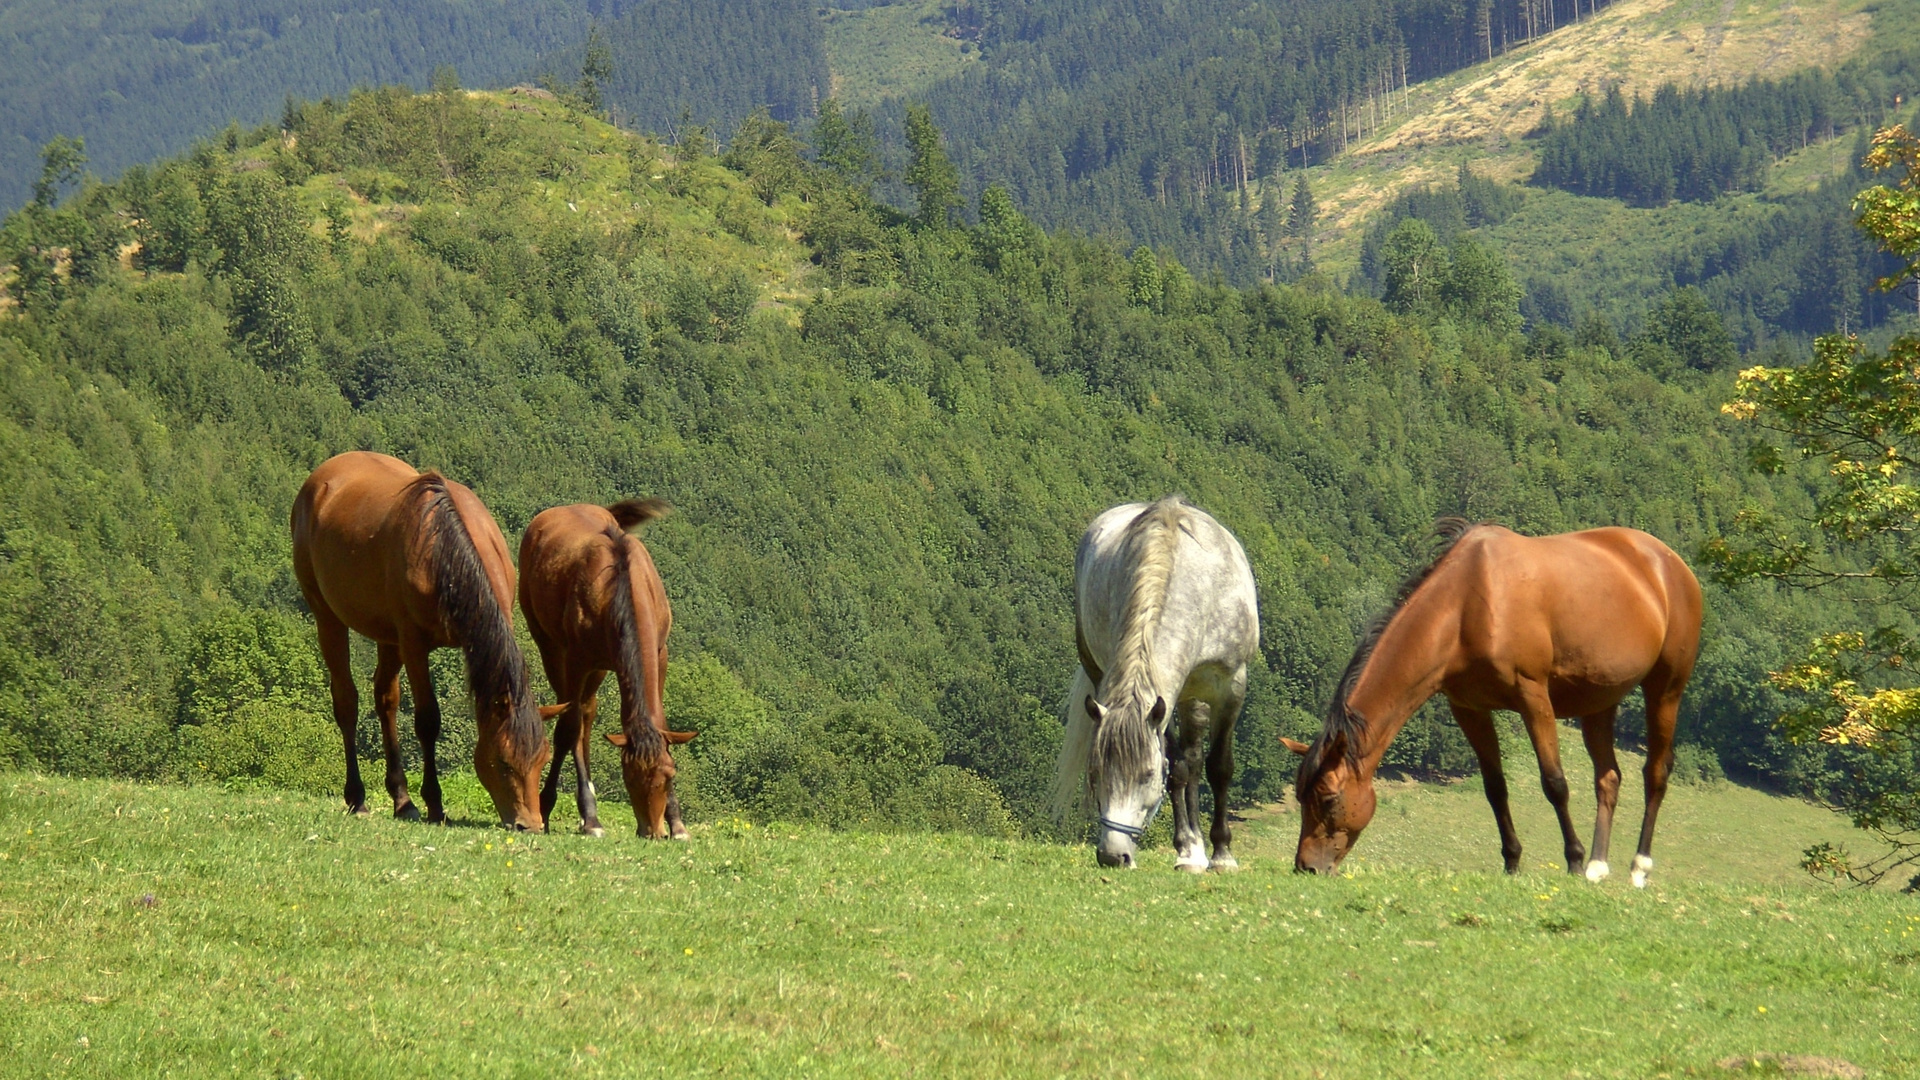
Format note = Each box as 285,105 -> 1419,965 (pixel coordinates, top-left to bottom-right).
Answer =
2,772 -> 1914,1077
1300,0 -> 1876,273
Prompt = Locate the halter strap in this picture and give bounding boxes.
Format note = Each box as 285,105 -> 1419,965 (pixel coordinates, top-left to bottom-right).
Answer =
1098,788 -> 1166,841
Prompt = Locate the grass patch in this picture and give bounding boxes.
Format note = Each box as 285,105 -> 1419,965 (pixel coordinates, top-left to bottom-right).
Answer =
2,769 -> 1916,1076
824,0 -> 978,110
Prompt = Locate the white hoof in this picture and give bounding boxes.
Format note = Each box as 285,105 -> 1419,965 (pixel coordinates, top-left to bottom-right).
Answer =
580,824 -> 605,838
1210,854 -> 1240,873
1175,853 -> 1210,874
1630,854 -> 1653,889
1584,860 -> 1610,883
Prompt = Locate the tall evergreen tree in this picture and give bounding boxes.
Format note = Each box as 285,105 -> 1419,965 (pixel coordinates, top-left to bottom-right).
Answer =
904,104 -> 962,230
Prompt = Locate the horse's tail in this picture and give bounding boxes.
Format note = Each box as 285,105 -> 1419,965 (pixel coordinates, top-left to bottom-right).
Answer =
601,523 -> 666,765
1048,662 -> 1098,826
607,498 -> 672,532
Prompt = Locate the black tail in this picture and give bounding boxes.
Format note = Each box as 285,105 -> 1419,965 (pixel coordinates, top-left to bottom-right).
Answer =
607,498 -> 672,532
420,475 -> 542,759
602,524 -> 666,763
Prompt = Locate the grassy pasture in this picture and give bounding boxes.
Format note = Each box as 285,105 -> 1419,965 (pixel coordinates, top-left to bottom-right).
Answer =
2,764 -> 1916,1078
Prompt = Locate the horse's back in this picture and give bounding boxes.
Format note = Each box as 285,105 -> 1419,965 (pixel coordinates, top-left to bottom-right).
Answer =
1075,499 -> 1257,676
1452,525 -> 1700,703
520,503 -> 670,664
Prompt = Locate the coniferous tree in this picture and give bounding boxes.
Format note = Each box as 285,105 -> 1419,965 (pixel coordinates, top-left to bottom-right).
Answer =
814,98 -> 878,188
904,104 -> 961,229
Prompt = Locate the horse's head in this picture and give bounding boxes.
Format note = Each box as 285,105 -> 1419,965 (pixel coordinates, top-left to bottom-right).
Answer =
1086,693 -> 1169,869
606,727 -> 697,838
474,691 -> 559,831
1284,731 -> 1376,874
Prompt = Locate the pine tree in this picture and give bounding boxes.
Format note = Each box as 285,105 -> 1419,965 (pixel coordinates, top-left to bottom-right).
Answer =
814,98 -> 877,187
578,25 -> 613,115
903,104 -> 962,229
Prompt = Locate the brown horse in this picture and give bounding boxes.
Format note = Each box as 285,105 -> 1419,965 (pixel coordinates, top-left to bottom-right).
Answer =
518,500 -> 694,839
1284,521 -> 1702,887
291,451 -> 558,829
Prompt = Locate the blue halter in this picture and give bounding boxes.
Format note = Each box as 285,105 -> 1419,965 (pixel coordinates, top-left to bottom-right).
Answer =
1097,759 -> 1171,841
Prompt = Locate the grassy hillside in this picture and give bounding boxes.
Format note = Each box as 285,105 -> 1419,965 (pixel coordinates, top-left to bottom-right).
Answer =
0,81 -> 1893,841
2,771 -> 1915,1077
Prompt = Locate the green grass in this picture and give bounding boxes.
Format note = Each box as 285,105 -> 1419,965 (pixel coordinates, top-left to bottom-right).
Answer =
2,769 -> 1916,1077
823,0 -> 977,110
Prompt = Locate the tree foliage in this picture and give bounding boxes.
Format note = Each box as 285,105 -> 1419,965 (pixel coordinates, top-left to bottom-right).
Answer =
1707,125 -> 1920,887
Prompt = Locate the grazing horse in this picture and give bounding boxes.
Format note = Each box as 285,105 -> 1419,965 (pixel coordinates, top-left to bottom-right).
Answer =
1284,520 -> 1702,887
519,500 -> 695,839
1050,496 -> 1260,871
291,451 -> 557,829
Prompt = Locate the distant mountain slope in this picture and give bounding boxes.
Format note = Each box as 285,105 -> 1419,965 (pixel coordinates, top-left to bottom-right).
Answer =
0,0 -> 595,210
1308,0 -> 1879,267
586,0 -> 830,133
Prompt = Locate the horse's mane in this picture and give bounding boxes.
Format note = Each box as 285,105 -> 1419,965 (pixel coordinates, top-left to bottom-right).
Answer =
1302,517 -> 1482,782
1093,495 -> 1189,782
601,519 -> 666,765
417,474 -> 542,760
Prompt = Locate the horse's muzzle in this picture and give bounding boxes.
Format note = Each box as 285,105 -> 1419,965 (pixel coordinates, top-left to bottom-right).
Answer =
1097,832 -> 1137,869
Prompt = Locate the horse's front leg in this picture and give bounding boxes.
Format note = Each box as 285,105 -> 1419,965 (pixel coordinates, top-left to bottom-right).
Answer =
400,636 -> 444,824
374,643 -> 416,821
1170,700 -> 1209,873
1519,685 -> 1586,874
1449,702 -> 1522,873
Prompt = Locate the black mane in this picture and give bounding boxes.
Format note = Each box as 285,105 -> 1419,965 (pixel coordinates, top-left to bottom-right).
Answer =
419,475 -> 543,760
1299,518 -> 1482,787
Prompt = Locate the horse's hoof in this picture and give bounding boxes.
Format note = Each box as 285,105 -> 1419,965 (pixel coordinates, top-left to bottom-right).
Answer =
1584,860 -> 1610,883
1209,855 -> 1240,873
1175,856 -> 1209,874
394,803 -> 421,823
349,805 -> 371,818
671,828 -> 690,841
579,824 -> 605,838
1631,854 -> 1653,889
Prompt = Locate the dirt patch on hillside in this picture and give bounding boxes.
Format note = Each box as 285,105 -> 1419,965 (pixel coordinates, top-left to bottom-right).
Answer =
1360,0 -> 1870,157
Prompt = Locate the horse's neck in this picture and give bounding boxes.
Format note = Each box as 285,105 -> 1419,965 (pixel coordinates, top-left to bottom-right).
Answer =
1101,616 -> 1193,706
1346,583 -> 1460,767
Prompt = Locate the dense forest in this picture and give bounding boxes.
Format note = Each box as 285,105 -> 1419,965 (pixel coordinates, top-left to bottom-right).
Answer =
1533,61 -> 1920,206
581,0 -> 829,134
0,0 -> 615,210
0,84 -> 1886,836
887,0 -> 1626,281
1357,156 -> 1911,346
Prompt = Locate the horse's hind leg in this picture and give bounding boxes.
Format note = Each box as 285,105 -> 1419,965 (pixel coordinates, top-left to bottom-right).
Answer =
1170,700 -> 1209,872
374,643 -> 416,820
573,671 -> 607,837
314,607 -> 367,816
400,637 -> 444,824
1205,694 -> 1243,871
1450,703 -> 1522,874
1519,684 -> 1586,874
1632,675 -> 1683,889
1579,706 -> 1622,883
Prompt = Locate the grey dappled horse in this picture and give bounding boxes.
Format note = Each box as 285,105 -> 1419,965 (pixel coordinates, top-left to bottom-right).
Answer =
1050,496 -> 1259,871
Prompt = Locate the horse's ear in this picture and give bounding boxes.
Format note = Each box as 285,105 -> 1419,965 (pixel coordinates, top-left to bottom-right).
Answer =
1084,696 -> 1103,724
664,729 -> 697,745
1280,736 -> 1311,757
539,704 -> 569,720
604,731 -> 628,748
1148,697 -> 1168,725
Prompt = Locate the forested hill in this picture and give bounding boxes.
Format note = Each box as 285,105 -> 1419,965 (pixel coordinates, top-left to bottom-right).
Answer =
0,0 -> 609,210
888,0 -> 1620,283
0,86 -> 1852,834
